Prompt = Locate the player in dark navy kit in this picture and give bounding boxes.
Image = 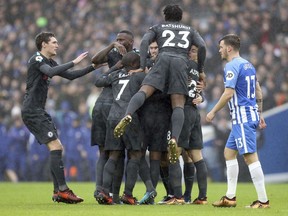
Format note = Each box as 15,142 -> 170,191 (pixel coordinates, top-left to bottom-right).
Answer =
21,32 -> 97,204
138,41 -> 172,203
165,45 -> 208,204
91,30 -> 137,204
114,4 -> 206,166
94,52 -> 157,205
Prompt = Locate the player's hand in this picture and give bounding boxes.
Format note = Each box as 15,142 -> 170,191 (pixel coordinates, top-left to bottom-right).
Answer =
192,94 -> 203,105
92,62 -> 107,69
128,68 -> 144,74
114,42 -> 127,56
206,111 -> 215,122
199,72 -> 207,88
258,115 -> 267,129
72,51 -> 89,64
196,80 -> 205,92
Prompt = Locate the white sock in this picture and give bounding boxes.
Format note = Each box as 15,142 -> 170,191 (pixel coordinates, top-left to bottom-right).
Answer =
225,159 -> 239,199
248,161 -> 268,202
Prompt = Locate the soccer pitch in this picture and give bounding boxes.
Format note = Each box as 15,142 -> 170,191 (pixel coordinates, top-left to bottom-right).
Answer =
0,182 -> 287,216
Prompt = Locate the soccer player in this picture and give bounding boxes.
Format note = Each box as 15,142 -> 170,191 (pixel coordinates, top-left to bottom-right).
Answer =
180,45 -> 208,205
91,30 -> 137,203
114,4 -> 206,165
162,45 -> 208,205
21,31 -> 97,204
137,41 -> 172,204
94,52 -> 156,205
206,34 -> 270,208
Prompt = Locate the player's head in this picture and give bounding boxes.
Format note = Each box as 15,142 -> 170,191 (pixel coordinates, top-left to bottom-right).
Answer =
149,40 -> 158,60
35,32 -> 56,51
163,4 -> 182,22
116,30 -> 134,51
122,52 -> 140,70
35,32 -> 58,57
188,45 -> 198,62
218,34 -> 240,60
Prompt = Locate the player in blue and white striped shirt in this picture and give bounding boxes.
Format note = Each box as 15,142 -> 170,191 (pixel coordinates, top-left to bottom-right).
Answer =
206,34 -> 270,209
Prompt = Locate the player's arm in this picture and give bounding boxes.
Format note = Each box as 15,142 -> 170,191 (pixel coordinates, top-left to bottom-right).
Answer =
40,51 -> 94,79
192,31 -> 206,74
206,87 -> 234,122
197,72 -> 206,90
94,69 -> 118,87
255,81 -> 267,129
139,31 -> 155,71
91,42 -> 126,64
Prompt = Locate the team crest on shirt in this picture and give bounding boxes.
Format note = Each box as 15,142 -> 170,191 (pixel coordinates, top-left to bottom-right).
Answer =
47,131 -> 53,138
35,55 -> 43,62
226,71 -> 234,80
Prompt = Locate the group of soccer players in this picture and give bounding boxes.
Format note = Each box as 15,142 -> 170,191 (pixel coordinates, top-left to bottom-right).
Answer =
21,3 -> 269,208
90,4 -> 208,205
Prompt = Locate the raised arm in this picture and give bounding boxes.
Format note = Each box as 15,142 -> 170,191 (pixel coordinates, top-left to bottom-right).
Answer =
91,42 -> 127,64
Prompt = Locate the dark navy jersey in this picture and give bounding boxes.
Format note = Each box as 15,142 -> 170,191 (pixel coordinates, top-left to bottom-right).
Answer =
140,21 -> 206,72
186,60 -> 200,105
23,52 -> 94,110
146,57 -> 156,70
23,52 -> 57,109
108,69 -> 145,120
96,48 -> 139,103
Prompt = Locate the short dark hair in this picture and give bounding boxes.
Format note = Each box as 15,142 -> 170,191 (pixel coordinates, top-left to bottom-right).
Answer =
219,34 -> 241,51
122,52 -> 140,68
119,30 -> 134,40
35,32 -> 55,51
163,4 -> 182,22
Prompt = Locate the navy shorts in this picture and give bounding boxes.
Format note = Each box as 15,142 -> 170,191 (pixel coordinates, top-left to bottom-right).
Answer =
139,96 -> 171,152
91,100 -> 112,146
142,52 -> 189,95
21,108 -> 58,144
105,116 -> 143,151
178,105 -> 203,150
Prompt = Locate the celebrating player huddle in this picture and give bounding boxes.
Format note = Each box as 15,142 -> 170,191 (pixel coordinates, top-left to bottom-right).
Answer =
22,4 -> 269,208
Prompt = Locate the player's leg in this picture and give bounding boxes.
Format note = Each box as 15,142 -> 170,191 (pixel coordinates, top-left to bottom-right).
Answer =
182,150 -> 195,203
122,150 -> 142,205
114,85 -> 155,138
47,139 -> 84,204
188,150 -> 208,204
168,93 -> 185,163
94,146 -> 109,199
212,141 -> 238,207
242,122 -> 269,209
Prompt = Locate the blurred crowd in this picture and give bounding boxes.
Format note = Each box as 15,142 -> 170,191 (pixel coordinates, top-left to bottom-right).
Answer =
0,0 -> 287,182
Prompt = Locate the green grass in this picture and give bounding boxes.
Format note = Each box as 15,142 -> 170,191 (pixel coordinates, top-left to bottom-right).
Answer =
0,182 -> 287,216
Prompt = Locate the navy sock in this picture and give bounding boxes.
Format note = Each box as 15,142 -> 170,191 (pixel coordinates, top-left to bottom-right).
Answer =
194,160 -> 208,198
50,150 -> 67,191
171,107 -> 184,141
125,91 -> 146,116
102,158 -> 117,193
112,154 -> 125,195
183,162 -> 195,199
150,160 -> 160,188
169,161 -> 182,198
160,166 -> 171,195
124,158 -> 140,196
95,153 -> 108,190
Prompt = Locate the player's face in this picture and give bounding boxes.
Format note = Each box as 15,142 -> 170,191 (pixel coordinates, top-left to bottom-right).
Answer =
188,45 -> 198,61
116,33 -> 133,51
149,42 -> 158,59
219,40 -> 228,60
42,37 -> 58,57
